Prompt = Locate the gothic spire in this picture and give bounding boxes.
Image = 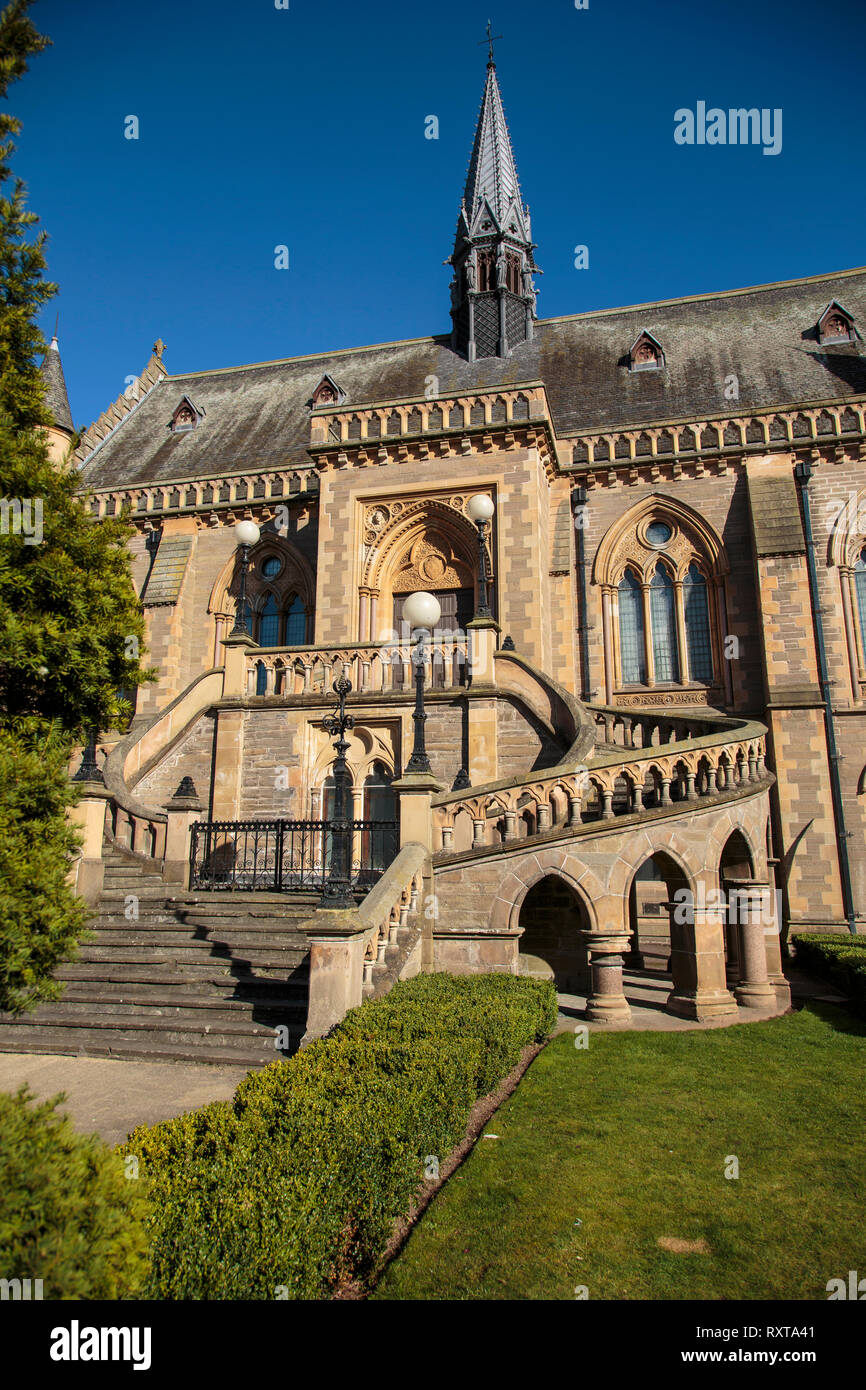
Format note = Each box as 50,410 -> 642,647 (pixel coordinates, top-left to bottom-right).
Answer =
40,334 -> 74,434
447,53 -> 539,361
460,59 -> 529,244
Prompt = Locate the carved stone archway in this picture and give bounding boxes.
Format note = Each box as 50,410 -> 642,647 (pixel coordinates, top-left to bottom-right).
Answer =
358,496 -> 493,642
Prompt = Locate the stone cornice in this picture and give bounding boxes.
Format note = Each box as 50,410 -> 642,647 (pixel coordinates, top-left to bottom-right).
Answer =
564,396 -> 866,485
80,472 -> 319,525
307,382 -> 559,480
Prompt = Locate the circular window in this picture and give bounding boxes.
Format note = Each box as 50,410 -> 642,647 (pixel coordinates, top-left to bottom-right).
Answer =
261,556 -> 282,578
646,521 -> 673,548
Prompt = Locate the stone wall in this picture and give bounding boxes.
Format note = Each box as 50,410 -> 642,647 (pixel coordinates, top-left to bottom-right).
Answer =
133,712 -> 216,812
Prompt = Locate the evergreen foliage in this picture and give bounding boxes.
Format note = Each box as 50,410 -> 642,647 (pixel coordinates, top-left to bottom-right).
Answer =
0,1085 -> 149,1298
0,1 -> 153,1012
125,974 -> 557,1299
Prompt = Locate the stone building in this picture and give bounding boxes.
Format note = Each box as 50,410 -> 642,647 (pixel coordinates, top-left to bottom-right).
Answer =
4,56 -> 864,1062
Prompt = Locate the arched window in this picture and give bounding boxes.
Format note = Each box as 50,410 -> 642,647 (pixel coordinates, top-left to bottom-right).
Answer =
258,592 -> 280,647
285,594 -> 306,645
649,566 -> 679,683
855,549 -> 866,648
618,569 -> 646,683
683,564 -> 713,683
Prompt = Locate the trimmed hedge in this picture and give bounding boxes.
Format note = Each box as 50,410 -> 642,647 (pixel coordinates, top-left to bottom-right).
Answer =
793,933 -> 866,1013
126,973 -> 556,1299
0,1086 -> 149,1299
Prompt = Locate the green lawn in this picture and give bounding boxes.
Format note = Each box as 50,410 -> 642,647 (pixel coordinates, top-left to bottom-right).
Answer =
373,1004 -> 866,1301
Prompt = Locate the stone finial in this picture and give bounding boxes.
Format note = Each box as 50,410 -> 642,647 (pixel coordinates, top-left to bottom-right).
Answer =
452,767 -> 471,790
501,634 -> 516,651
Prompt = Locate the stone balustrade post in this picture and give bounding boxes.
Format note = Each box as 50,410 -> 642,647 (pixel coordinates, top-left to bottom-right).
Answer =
163,780 -> 204,886
302,914 -> 368,1043
392,772 -> 444,853
68,784 -> 112,905
504,809 -> 519,839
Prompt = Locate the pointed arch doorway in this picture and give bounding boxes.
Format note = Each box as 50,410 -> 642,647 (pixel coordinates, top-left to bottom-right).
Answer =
517,876 -> 591,994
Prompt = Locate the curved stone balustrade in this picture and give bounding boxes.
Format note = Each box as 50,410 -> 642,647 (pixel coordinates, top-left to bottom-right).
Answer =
96,667 -> 224,866
244,637 -> 471,697
356,843 -> 427,992
432,713 -> 770,854
302,842 -> 427,1041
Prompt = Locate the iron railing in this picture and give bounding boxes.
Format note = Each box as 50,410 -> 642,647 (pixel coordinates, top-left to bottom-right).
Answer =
189,818 -> 399,893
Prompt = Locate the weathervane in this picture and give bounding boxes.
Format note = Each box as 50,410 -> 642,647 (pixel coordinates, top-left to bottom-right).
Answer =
478,19 -> 502,64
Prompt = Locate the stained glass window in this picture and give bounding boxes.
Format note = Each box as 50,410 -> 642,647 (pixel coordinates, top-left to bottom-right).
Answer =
618,570 -> 646,683
258,593 -> 280,647
684,564 -> 713,682
855,550 -> 866,657
650,566 -> 679,683
285,594 -> 306,645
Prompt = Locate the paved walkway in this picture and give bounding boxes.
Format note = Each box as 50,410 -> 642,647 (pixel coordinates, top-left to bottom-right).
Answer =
554,965 -> 848,1035
0,1053 -> 248,1147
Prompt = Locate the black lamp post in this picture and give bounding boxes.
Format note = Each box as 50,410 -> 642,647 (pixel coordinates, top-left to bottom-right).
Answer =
403,591 -> 442,775
320,675 -> 355,909
72,731 -> 104,784
230,519 -> 261,636
466,493 -> 495,619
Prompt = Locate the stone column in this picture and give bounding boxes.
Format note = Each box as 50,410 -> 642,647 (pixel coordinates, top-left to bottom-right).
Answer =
665,888 -> 739,1021
728,879 -> 780,1009
601,589 -> 614,705
580,929 -> 633,1024
840,569 -> 862,705
641,584 -> 655,686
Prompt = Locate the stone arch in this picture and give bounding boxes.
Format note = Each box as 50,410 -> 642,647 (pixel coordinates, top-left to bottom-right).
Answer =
626,850 -> 692,982
498,857 -> 602,937
208,533 -> 316,643
362,498 -> 490,635
592,493 -> 729,588
515,874 -> 592,993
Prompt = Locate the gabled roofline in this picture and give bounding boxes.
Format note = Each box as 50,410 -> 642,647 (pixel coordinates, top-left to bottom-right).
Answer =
147,266 -> 866,387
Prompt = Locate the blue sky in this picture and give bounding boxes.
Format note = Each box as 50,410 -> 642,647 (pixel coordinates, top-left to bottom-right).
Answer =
13,0 -> 866,427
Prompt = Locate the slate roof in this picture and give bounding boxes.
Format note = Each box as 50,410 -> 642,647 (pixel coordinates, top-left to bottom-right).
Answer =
40,336 -> 74,433
78,266 -> 866,493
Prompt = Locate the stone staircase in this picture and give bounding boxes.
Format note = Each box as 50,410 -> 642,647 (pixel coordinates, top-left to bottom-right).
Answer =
0,842 -> 315,1066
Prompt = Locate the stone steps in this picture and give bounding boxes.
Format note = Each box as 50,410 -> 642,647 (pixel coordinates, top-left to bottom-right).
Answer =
0,844 -> 316,1065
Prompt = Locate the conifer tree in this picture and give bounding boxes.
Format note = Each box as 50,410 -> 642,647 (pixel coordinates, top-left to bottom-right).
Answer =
0,0 -> 153,1014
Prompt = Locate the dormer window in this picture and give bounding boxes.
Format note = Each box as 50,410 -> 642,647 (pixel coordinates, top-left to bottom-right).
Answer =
818,301 -> 856,346
170,396 -> 203,433
629,330 -> 665,372
310,374 -> 344,408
